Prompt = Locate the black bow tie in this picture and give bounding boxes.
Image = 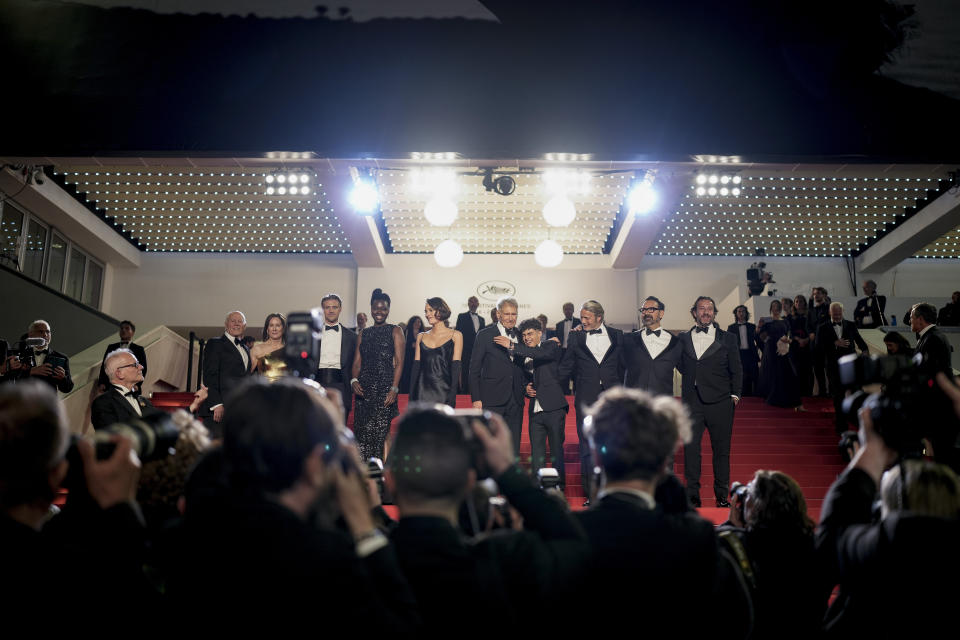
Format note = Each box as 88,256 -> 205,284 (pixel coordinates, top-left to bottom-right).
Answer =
234,337 -> 243,345
694,327 -> 709,334
325,325 -> 339,332
832,322 -> 842,327
36,349 -> 49,355
124,390 -> 136,398
645,329 -> 661,337
587,329 -> 602,335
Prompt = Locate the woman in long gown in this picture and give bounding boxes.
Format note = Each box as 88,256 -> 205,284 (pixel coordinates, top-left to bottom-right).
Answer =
351,288 -> 404,461
409,297 -> 463,407
788,295 -> 814,397
249,313 -> 287,382
757,299 -> 802,409
399,315 -> 423,394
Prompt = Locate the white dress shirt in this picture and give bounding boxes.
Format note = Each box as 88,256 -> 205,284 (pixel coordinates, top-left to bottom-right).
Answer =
832,322 -> 844,340
737,323 -> 749,349
318,324 -> 343,369
561,318 -> 573,348
113,384 -> 142,416
585,324 -> 611,363
470,312 -> 480,333
225,331 -> 249,369
641,327 -> 671,360
692,324 -> 715,360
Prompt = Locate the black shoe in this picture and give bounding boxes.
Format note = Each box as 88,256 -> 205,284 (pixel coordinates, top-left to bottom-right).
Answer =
716,499 -> 731,508
689,496 -> 702,508
582,499 -> 591,507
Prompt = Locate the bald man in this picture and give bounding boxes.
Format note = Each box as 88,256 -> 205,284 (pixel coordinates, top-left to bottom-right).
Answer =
199,310 -> 251,437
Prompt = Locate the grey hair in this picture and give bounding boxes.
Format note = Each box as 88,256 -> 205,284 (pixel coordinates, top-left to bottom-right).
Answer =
104,348 -> 135,380
581,300 -> 605,319
496,297 -> 518,311
829,301 -> 844,312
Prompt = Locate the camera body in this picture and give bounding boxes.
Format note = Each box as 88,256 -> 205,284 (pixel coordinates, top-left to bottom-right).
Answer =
8,338 -> 45,370
283,309 -> 325,379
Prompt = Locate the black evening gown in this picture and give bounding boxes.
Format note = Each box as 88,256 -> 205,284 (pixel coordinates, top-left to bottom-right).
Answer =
788,314 -> 814,397
413,339 -> 455,406
354,324 -> 399,461
759,319 -> 802,408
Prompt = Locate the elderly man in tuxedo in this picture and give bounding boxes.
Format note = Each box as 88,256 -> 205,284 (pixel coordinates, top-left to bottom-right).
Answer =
816,302 -> 868,434
199,310 -> 250,438
678,296 -> 742,508
97,320 -> 148,393
470,296 -> 528,456
0,320 -> 74,394
558,300 -> 623,506
454,295 -> 485,394
91,348 -> 158,429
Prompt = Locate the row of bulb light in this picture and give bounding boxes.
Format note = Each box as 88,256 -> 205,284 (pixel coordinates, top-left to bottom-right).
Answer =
349,168 -> 656,268
694,173 -> 742,197
264,171 -> 313,196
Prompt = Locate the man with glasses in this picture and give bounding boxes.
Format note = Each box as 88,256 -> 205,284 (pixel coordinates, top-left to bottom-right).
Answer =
0,320 -> 73,394
623,296 -> 682,397
91,348 -> 159,429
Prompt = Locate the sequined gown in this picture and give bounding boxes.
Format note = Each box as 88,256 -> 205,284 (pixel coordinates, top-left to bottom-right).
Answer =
255,346 -> 287,383
354,323 -> 399,461
413,338 -> 455,406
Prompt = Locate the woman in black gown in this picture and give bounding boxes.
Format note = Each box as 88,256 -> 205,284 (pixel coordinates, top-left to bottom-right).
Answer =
351,289 -> 404,461
757,299 -> 802,409
409,297 -> 463,407
788,295 -> 814,397
399,315 -> 423,394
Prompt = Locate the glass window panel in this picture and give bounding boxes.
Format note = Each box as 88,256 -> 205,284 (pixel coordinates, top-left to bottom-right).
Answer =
45,232 -> 68,291
82,260 -> 103,308
66,247 -> 86,300
0,203 -> 24,269
22,218 -> 48,280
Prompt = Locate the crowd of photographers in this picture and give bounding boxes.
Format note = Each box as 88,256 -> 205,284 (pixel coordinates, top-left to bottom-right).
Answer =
3,361 -> 959,634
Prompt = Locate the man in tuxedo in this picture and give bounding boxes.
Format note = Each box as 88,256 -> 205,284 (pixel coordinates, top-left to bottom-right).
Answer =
317,293 -> 357,421
91,348 -> 158,429
911,302 -> 957,469
469,297 -> 527,456
678,296 -> 742,508
727,304 -> 760,397
454,296 -> 485,394
558,300 -> 623,506
623,296 -> 681,397
938,291 -> 960,327
854,280 -> 887,329
199,310 -> 250,438
816,302 -> 868,434
507,317 -> 568,488
97,320 -> 147,393
555,302 -> 581,394
0,320 -> 74,394
808,287 -> 832,396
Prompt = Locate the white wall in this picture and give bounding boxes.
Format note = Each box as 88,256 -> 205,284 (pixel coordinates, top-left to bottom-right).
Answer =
358,254 -> 639,329
107,253 -> 359,329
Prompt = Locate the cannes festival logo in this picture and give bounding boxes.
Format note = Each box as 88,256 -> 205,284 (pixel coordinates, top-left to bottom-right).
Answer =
477,280 -> 516,302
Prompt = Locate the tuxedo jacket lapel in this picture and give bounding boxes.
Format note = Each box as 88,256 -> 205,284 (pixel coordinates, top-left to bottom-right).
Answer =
701,333 -> 724,360
600,330 -> 619,364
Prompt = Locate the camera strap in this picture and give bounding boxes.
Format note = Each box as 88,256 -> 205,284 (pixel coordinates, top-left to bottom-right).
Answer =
718,531 -> 757,595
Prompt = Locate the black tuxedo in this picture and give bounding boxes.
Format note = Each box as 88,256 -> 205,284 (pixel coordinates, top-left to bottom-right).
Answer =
316,323 -> 357,420
514,340 -> 568,486
622,329 -> 681,396
816,319 -> 868,433
916,325 -> 957,469
454,311 -> 485,394
678,326 -> 742,505
199,335 -> 250,437
469,324 -> 528,453
554,316 -> 581,349
1,348 -> 74,393
916,325 -> 953,377
853,294 -> 886,328
558,326 -> 623,498
91,386 -> 160,429
727,322 -> 760,397
98,342 -> 148,389
808,302 -> 832,395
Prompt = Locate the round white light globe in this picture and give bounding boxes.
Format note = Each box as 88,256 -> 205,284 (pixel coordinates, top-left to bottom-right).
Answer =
434,240 -> 464,267
542,196 -> 576,227
696,174 -> 707,185
278,186 -> 287,195
349,181 -> 379,214
534,239 -> 563,267
300,174 -> 309,183
277,174 -> 287,183
424,197 -> 458,226
265,175 -> 275,184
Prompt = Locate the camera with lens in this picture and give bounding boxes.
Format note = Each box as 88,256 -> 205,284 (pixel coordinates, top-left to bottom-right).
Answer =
8,338 -> 45,370
838,353 -> 930,456
283,309 -> 325,379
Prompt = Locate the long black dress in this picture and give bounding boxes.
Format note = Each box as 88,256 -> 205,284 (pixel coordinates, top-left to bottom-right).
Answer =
758,318 -> 802,408
412,339 -> 456,406
788,313 -> 814,397
354,324 -> 399,461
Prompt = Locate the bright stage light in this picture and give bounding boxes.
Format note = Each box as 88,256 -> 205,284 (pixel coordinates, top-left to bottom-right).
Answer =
696,174 -> 707,185
628,182 -> 658,215
299,174 -> 309,183
424,197 -> 458,226
266,186 -> 275,195
542,196 -> 576,227
434,239 -> 464,267
265,175 -> 275,184
542,169 -> 591,196
278,186 -> 287,195
534,239 -> 563,267
696,186 -> 707,196
277,174 -> 287,183
708,175 -> 718,184
349,180 -> 379,214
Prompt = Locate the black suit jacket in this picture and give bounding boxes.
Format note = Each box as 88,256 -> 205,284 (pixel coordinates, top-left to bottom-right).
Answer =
853,294 -> 886,328
816,320 -> 868,377
2,349 -> 75,393
726,322 -> 760,363
318,323 -> 357,405
622,330 -> 682,396
678,327 -> 743,404
98,342 -> 148,387
916,325 -> 953,377
554,317 -> 581,349
454,312 -> 484,357
91,386 -> 159,429
468,325 -> 527,407
557,326 -> 624,407
199,335 -> 250,415
513,340 -> 568,413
